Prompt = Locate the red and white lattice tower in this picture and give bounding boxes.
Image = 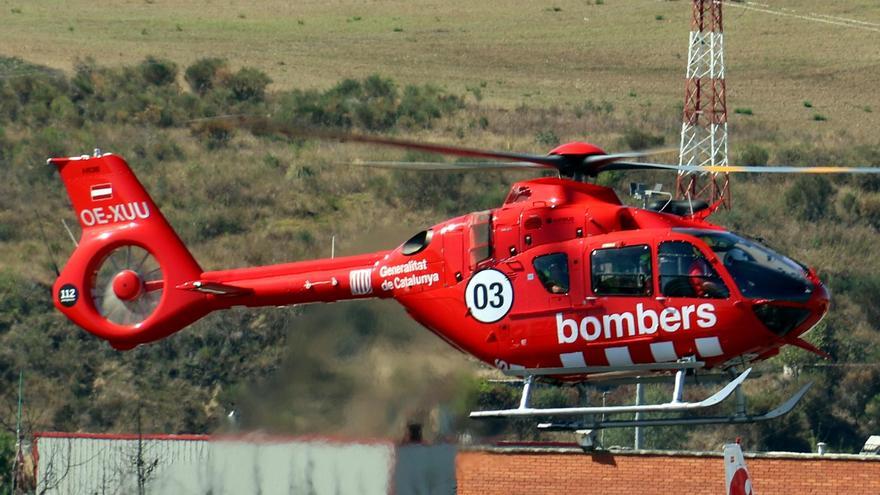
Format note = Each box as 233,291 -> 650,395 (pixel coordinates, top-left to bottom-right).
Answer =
676,0 -> 730,206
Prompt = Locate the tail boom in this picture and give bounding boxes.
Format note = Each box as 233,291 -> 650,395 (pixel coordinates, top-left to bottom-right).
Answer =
180,251 -> 392,308
51,152 -> 389,349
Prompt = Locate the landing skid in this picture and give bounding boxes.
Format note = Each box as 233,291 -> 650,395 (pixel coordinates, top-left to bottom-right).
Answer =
470,368 -> 752,418
470,359 -> 812,432
537,383 -> 812,431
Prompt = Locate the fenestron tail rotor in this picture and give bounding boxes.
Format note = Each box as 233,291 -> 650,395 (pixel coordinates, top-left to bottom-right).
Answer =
91,245 -> 164,326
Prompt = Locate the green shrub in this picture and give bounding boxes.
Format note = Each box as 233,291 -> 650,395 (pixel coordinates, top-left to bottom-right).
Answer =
785,175 -> 834,221
193,208 -> 247,239
275,75 -> 462,132
619,127 -> 664,150
861,197 -> 880,230
839,191 -> 860,217
140,56 -> 178,86
0,431 -> 13,491
49,95 -> 79,126
535,129 -> 560,147
774,146 -> 810,166
398,84 -> 462,129
737,143 -> 769,166
191,119 -> 235,149
185,57 -> 228,95
734,107 -> 753,115
0,126 -> 10,162
0,270 -> 52,332
223,67 -> 271,102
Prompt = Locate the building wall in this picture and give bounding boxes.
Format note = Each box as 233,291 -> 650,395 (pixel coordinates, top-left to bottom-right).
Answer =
34,433 -> 399,495
456,448 -> 880,495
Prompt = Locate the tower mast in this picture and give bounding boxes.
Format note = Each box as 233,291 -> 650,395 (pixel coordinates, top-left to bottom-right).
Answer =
677,0 -> 730,206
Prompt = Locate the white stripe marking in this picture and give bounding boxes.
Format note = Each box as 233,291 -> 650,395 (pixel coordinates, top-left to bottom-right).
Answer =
650,342 -> 678,363
349,269 -> 372,295
695,337 -> 724,357
559,352 -> 586,368
90,183 -> 113,201
605,346 -> 633,366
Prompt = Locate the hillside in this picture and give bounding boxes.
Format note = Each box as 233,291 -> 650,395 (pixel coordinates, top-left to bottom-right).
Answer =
1,0 -> 879,139
0,0 -> 879,465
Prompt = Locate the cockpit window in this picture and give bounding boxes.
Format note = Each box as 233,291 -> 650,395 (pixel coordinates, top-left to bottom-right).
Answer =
676,229 -> 813,301
533,253 -> 569,294
659,241 -> 729,298
592,245 -> 652,296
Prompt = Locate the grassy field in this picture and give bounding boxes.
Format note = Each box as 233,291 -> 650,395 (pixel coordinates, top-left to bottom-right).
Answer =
1,0 -> 879,142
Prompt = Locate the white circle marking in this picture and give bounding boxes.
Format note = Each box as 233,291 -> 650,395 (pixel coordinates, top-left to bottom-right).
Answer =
465,269 -> 514,323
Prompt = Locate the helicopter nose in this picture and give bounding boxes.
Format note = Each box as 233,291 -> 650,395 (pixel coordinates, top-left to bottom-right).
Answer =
812,277 -> 831,319
751,273 -> 830,339
791,275 -> 831,339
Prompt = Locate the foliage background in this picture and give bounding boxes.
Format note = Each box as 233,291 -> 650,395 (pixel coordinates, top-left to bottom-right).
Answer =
0,0 -> 878,463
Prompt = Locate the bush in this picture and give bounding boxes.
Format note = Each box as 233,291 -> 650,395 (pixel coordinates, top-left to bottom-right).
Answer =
535,129 -> 560,147
185,57 -> 228,95
861,197 -> 880,230
140,56 -> 178,86
192,208 -> 247,239
0,126 -> 10,162
0,431 -> 14,491
619,127 -> 664,150
191,119 -> 235,149
223,67 -> 271,102
275,75 -> 462,132
737,144 -> 769,166
398,83 -> 462,129
785,175 -> 834,221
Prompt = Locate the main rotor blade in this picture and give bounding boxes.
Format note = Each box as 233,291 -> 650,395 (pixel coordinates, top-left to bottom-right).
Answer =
348,160 -> 550,171
583,147 -> 677,165
612,161 -> 880,174
261,121 -> 567,167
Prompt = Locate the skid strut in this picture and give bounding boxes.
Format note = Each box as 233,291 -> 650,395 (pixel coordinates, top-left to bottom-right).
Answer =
470,361 -> 812,429
470,368 -> 751,418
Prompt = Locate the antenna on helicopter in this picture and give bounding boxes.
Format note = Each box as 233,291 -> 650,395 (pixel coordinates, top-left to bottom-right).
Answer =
630,182 -> 669,208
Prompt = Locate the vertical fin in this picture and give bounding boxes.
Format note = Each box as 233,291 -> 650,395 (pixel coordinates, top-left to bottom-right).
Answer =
724,442 -> 754,495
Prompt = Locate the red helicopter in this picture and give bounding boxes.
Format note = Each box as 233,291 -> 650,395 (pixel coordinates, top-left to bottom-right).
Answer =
48,132 -> 880,431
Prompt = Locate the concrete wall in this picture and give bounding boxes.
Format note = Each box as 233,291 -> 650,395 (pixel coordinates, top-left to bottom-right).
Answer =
34,433 -> 455,495
456,447 -> 880,495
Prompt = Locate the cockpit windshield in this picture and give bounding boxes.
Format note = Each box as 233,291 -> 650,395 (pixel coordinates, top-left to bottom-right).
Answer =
675,229 -> 814,302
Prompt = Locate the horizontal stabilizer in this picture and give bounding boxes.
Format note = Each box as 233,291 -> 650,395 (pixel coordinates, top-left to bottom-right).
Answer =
177,280 -> 254,297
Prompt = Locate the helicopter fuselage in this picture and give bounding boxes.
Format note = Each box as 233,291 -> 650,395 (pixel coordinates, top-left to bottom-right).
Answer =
51,154 -> 829,375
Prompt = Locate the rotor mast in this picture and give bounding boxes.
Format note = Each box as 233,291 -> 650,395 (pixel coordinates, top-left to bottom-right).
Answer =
677,0 -> 730,207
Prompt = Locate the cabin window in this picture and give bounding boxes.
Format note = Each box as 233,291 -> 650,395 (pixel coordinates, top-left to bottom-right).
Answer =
659,241 -> 729,298
591,245 -> 652,296
533,253 -> 570,294
469,211 -> 492,268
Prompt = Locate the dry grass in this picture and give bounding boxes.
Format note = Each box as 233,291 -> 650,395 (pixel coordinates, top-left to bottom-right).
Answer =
1,0 -> 878,140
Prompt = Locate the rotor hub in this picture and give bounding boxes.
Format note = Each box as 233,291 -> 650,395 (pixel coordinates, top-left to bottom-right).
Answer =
549,141 -> 606,157
111,270 -> 143,301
